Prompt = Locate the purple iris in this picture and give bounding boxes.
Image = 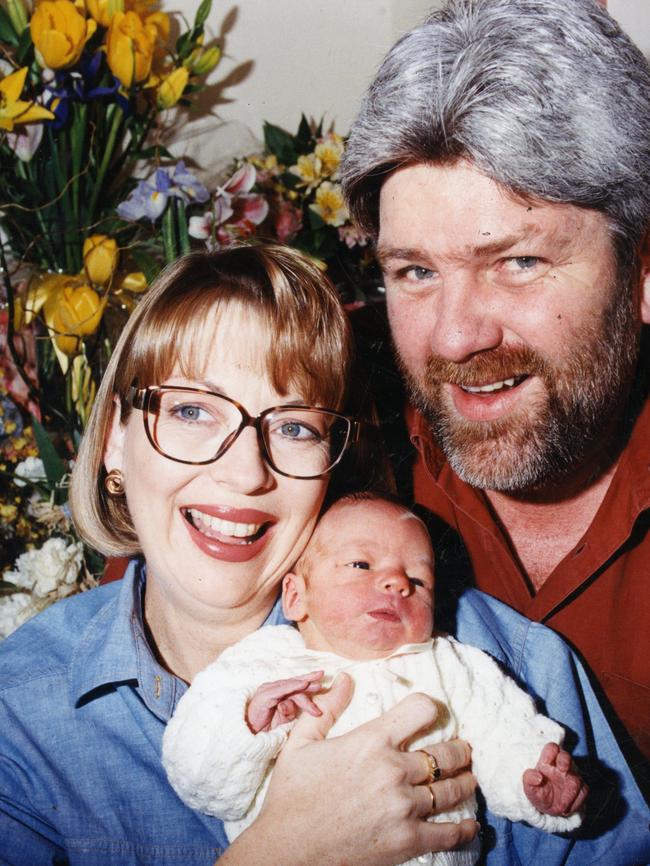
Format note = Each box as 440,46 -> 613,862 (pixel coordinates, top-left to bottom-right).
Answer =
117,163 -> 209,223
45,51 -> 126,130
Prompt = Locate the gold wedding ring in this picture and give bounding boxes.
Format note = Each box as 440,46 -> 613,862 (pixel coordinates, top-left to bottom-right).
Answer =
418,749 -> 442,784
428,783 -> 437,815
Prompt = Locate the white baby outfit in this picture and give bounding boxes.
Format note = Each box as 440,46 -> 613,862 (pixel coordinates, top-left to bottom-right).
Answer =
163,626 -> 581,866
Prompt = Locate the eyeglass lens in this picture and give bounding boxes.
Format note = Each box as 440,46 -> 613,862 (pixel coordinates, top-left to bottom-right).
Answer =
147,389 -> 350,477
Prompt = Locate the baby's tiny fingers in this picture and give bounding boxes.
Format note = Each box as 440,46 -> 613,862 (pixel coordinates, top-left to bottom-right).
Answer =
292,692 -> 323,717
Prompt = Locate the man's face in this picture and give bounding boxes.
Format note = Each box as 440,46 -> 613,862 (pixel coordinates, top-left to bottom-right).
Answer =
377,160 -> 640,492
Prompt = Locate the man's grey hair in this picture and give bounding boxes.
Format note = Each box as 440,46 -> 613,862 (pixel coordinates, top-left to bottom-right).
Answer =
341,0 -> 650,273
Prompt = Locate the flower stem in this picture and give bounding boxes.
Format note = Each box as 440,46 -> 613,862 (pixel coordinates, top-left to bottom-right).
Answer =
87,103 -> 124,226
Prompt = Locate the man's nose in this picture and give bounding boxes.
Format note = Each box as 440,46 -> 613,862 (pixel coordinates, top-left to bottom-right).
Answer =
428,273 -> 504,363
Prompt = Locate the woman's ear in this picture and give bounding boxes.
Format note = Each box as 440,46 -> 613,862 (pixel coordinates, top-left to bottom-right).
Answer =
282,572 -> 308,623
103,397 -> 127,473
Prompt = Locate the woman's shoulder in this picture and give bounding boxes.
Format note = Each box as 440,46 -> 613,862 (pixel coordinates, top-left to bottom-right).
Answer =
0,582 -> 122,692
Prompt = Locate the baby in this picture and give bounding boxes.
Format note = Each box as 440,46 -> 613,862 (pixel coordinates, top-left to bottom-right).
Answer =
163,493 -> 587,866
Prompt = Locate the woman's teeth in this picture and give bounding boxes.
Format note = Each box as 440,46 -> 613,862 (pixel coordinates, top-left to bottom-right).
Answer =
461,375 -> 525,394
188,509 -> 263,540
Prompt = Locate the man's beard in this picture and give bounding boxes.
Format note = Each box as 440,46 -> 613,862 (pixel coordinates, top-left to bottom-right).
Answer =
399,288 -> 640,493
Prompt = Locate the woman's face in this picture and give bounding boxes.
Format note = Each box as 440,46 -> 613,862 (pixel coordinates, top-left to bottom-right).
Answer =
104,305 -> 329,626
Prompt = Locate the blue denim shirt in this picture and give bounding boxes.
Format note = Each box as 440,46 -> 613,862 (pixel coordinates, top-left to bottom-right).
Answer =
0,561 -> 648,866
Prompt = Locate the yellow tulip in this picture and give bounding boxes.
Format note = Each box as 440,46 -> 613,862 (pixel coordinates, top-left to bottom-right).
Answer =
156,66 -> 189,110
43,279 -> 107,355
83,234 -> 119,285
106,10 -> 155,87
30,1 -> 97,70
0,67 -> 55,131
119,271 -> 147,292
85,0 -> 112,26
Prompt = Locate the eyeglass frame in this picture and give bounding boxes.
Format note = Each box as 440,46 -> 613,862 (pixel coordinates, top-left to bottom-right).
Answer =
126,384 -> 361,480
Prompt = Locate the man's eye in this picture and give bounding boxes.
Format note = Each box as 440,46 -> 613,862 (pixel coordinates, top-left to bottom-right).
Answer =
405,265 -> 435,281
348,561 -> 370,570
504,256 -> 540,272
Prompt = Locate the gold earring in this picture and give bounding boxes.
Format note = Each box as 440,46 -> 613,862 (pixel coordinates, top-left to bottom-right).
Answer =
105,468 -> 125,497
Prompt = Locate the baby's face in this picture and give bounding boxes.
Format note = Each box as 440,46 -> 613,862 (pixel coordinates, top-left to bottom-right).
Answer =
283,499 -> 434,659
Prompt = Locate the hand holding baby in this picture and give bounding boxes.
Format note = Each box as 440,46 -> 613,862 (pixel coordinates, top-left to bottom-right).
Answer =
247,674 -> 588,819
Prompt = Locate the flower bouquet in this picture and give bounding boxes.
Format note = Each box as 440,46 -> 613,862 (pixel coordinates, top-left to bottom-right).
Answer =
189,115 -> 381,304
0,0 -> 222,635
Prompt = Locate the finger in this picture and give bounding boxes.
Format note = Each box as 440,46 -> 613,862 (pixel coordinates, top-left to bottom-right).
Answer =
522,768 -> 544,788
258,675 -> 324,703
404,739 -> 473,784
291,692 -> 323,717
566,782 -> 588,814
416,818 -> 480,855
290,673 -> 353,743
420,770 -> 477,814
537,742 -> 559,768
364,693 -> 439,749
555,749 -> 571,774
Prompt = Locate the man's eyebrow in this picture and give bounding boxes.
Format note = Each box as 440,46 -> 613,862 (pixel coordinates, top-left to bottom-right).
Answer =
376,225 -> 573,266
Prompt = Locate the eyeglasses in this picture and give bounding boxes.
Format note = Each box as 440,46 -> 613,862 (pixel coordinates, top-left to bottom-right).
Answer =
127,385 -> 360,480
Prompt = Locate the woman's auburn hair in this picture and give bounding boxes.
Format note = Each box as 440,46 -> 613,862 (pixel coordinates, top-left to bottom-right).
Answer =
70,244 -> 353,557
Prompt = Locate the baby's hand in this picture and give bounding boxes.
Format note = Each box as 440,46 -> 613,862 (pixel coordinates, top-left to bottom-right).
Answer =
523,742 -> 588,816
246,671 -> 325,733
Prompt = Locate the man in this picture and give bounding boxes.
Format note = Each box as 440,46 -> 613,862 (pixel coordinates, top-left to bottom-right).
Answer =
341,0 -> 649,785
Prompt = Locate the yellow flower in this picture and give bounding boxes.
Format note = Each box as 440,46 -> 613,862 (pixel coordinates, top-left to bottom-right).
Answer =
315,135 -> 345,179
71,354 -> 97,427
310,181 -> 348,227
85,0 -> 113,26
30,1 -> 97,70
0,67 -> 55,131
184,45 -> 222,76
43,278 -> 107,355
119,271 -> 147,292
289,153 -> 323,191
83,234 -> 119,285
106,10 -> 155,87
156,66 -> 189,109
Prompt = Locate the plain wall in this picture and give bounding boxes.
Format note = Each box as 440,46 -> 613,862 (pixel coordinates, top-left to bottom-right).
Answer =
172,0 -> 648,178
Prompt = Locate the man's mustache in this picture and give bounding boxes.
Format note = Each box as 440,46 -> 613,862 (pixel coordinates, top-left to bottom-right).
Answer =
423,345 -> 550,387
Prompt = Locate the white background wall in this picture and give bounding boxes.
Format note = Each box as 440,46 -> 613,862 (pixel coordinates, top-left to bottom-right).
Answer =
172,0 -> 649,178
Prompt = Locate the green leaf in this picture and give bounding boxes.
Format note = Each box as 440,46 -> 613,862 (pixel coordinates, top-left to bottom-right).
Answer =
130,246 -> 161,284
31,416 -> 67,491
263,122 -> 297,165
0,7 -> 18,44
308,207 -> 326,230
15,27 -> 33,65
133,145 -> 174,161
194,0 -> 212,29
296,114 -> 313,147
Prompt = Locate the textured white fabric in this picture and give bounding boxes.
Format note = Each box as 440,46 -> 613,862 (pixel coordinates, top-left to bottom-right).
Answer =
163,626 -> 581,866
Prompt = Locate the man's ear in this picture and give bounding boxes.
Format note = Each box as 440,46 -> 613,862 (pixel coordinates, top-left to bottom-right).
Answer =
640,233 -> 650,324
282,572 -> 308,622
103,397 -> 127,473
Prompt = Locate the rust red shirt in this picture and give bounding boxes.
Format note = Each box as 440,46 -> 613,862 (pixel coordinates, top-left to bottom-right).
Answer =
409,398 -> 650,764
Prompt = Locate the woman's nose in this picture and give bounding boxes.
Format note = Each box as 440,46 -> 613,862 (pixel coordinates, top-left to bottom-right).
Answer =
207,426 -> 274,494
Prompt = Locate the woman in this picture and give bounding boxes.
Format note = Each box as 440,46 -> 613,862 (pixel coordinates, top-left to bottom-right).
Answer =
0,246 -> 476,866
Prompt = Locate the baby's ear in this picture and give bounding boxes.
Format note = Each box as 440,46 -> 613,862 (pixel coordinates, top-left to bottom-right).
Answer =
282,572 -> 308,622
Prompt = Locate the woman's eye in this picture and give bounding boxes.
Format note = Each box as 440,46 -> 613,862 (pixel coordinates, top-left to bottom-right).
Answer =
277,421 -> 320,441
348,561 -> 370,570
172,404 -> 209,422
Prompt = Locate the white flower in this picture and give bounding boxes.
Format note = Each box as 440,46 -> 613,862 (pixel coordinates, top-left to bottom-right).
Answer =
0,593 -> 40,640
6,537 -> 84,598
14,456 -> 46,488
